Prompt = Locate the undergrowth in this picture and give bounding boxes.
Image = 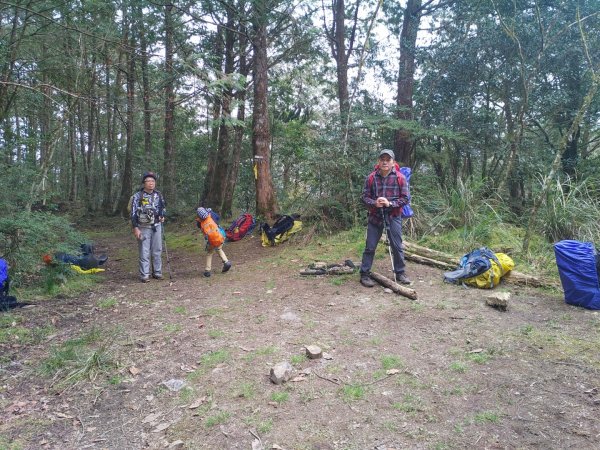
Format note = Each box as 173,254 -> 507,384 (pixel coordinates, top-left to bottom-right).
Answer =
39,327 -> 120,391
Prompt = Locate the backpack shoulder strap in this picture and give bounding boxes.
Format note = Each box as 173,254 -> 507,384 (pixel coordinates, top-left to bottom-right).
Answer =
137,188 -> 145,207
367,170 -> 377,189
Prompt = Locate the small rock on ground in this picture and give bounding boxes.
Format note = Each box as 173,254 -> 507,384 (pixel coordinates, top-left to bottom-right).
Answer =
270,361 -> 293,385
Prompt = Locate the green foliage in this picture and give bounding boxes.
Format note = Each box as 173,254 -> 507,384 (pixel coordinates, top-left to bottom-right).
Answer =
0,212 -> 87,286
392,394 -> 423,413
204,411 -> 230,428
198,349 -> 230,368
473,410 -> 501,424
536,176 -> 600,242
419,178 -> 509,237
42,262 -> 73,295
270,391 -> 289,404
97,297 -> 117,309
381,355 -> 404,371
39,328 -> 118,389
0,314 -> 47,346
341,384 -> 366,402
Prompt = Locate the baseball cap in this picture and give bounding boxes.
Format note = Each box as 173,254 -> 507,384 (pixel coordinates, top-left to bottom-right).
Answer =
379,149 -> 395,160
142,171 -> 157,183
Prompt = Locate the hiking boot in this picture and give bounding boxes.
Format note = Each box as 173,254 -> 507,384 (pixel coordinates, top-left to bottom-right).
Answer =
140,277 -> 150,283
222,261 -> 232,273
360,274 -> 375,288
396,273 -> 412,285
152,274 -> 164,280
203,271 -> 211,277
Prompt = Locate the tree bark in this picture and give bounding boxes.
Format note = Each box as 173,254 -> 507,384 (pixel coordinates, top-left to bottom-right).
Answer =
206,8 -> 236,213
324,0 -> 360,122
116,13 -> 135,217
136,9 -> 153,167
102,51 -> 113,212
163,2 -> 176,204
222,19 -> 249,217
252,3 -> 278,220
394,0 -> 421,166
202,25 -> 225,206
370,271 -> 418,300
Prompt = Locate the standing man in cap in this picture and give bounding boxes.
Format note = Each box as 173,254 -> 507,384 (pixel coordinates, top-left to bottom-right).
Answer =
130,171 -> 166,282
359,149 -> 411,287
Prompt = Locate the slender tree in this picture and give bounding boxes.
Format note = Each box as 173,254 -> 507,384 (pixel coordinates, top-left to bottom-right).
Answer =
251,0 -> 278,220
163,2 -> 176,203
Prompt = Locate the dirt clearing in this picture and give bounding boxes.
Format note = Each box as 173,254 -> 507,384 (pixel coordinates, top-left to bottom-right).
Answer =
1,226 -> 599,450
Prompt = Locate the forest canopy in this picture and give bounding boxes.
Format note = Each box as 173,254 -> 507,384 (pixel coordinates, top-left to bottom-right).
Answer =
1,0 -> 599,252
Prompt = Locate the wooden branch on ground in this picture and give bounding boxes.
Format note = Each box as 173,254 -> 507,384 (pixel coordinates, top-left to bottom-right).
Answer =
370,271 -> 418,300
300,264 -> 355,276
403,242 -> 458,265
404,253 -> 454,270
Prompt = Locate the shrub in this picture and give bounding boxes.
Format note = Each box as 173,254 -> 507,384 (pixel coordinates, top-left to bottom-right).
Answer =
0,211 -> 87,285
536,176 -> 600,242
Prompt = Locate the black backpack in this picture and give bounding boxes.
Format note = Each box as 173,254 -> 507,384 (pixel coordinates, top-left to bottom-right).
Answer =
262,215 -> 297,244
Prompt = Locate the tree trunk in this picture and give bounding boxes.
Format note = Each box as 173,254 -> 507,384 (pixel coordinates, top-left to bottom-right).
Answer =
76,101 -> 89,197
206,9 -> 236,214
163,2 -> 176,204
202,25 -> 225,206
222,21 -> 249,217
68,110 -> 77,202
394,0 -> 421,166
139,10 -> 153,167
86,60 -> 97,210
330,0 -> 353,121
102,51 -> 113,213
252,5 -> 278,220
116,14 -> 135,217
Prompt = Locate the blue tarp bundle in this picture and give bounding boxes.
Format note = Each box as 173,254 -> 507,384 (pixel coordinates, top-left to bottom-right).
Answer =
554,240 -> 600,310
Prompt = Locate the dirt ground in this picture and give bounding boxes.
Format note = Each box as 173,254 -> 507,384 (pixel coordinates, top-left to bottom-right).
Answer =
1,224 -> 600,450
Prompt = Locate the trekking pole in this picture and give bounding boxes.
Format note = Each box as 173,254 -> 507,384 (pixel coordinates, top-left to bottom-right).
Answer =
161,223 -> 173,284
382,210 -> 397,282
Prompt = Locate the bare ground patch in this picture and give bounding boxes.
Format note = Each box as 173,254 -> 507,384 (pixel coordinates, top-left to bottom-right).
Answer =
1,227 -> 600,450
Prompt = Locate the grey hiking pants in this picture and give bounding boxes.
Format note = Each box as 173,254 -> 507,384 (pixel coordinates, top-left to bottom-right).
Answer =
360,215 -> 406,276
138,224 -> 163,279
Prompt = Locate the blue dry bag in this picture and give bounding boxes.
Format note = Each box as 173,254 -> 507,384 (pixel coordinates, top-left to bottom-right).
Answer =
554,240 -> 600,310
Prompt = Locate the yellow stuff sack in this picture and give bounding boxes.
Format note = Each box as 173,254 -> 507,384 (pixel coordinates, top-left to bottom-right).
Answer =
261,220 -> 302,247
463,253 -> 515,289
70,265 -> 105,274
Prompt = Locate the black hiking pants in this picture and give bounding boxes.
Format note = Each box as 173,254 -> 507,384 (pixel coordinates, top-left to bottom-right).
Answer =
360,215 -> 406,276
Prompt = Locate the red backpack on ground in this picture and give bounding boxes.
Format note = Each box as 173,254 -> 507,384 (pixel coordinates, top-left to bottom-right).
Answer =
225,213 -> 256,242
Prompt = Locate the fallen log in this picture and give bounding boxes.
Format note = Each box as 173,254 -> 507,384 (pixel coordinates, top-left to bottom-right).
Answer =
403,242 -> 458,265
299,265 -> 355,276
404,253 -> 454,270
370,271 -> 418,300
